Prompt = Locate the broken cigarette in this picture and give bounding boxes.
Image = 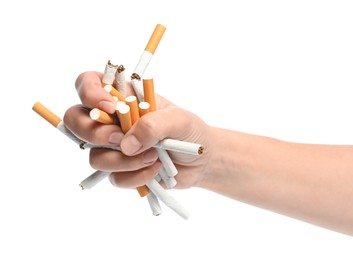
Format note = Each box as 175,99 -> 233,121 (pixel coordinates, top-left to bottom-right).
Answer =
79,170 -> 111,190
102,60 -> 117,86
104,84 -> 126,102
114,64 -> 126,96
32,102 -> 84,146
89,108 -> 116,124
131,24 -> 166,102
125,96 -> 140,125
147,179 -> 189,220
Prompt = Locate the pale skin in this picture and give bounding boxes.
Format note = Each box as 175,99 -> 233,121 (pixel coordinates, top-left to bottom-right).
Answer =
64,71 -> 353,236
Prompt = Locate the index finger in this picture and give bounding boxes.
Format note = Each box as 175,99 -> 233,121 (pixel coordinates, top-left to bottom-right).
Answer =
75,71 -> 117,113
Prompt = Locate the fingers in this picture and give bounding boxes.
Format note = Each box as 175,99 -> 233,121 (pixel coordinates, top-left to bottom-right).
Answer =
120,106 -> 204,155
109,161 -> 162,188
89,148 -> 159,172
63,104 -> 124,145
75,71 -> 117,114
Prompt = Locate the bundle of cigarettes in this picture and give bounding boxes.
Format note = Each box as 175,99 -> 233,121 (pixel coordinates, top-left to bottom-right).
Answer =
32,24 -> 204,220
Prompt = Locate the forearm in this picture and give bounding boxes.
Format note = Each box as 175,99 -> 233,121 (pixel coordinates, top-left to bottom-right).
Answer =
199,127 -> 353,235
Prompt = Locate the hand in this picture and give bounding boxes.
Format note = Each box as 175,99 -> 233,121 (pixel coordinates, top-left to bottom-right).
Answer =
63,71 -> 213,189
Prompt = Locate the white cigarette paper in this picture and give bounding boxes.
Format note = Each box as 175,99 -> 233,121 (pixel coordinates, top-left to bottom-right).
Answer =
102,61 -> 117,85
147,192 -> 162,216
131,78 -> 144,102
56,122 -> 86,148
159,168 -> 177,189
157,149 -> 178,177
132,50 -> 153,80
156,139 -> 204,155
147,179 -> 189,220
115,65 -> 126,96
79,170 -> 111,190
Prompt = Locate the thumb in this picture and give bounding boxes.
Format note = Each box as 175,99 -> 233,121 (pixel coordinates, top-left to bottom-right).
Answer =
120,106 -> 197,156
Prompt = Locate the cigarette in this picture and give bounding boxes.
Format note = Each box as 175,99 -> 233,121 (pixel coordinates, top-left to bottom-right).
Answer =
140,78 -> 179,180
138,101 -> 150,117
89,108 -> 116,124
143,78 -> 157,112
131,79 -> 144,103
116,104 -> 132,134
159,168 -> 177,189
131,24 -> 166,102
146,192 -> 162,216
84,138 -> 203,156
156,139 -> 204,155
125,96 -> 140,125
102,60 -> 117,86
104,84 -> 126,102
115,103 -> 152,198
32,102 -> 61,127
147,179 -> 189,220
32,102 -> 84,147
79,170 -> 111,190
156,149 -> 178,177
114,64 -> 126,96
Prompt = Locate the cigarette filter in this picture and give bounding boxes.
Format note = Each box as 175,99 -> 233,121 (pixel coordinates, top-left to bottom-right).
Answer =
147,179 -> 189,220
104,84 -> 126,102
32,102 -> 61,127
143,78 -> 157,112
90,108 -> 115,124
102,60 -> 117,86
138,101 -> 150,117
145,24 -> 166,55
116,104 -> 132,134
125,96 -> 140,125
32,102 -> 83,146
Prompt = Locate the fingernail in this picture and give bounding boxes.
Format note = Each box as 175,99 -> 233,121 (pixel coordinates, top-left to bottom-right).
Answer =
109,173 -> 117,187
108,132 -> 124,144
122,135 -> 142,155
143,149 -> 159,164
99,101 -> 116,114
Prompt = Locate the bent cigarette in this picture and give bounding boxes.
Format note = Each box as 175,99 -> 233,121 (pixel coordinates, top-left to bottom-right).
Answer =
79,170 -> 110,190
147,179 -> 189,220
90,108 -> 115,124
114,65 -> 126,96
104,84 -> 126,102
102,60 -> 117,86
125,96 -> 140,125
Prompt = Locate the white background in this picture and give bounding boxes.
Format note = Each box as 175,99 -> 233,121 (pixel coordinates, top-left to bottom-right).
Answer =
1,0 -> 352,259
